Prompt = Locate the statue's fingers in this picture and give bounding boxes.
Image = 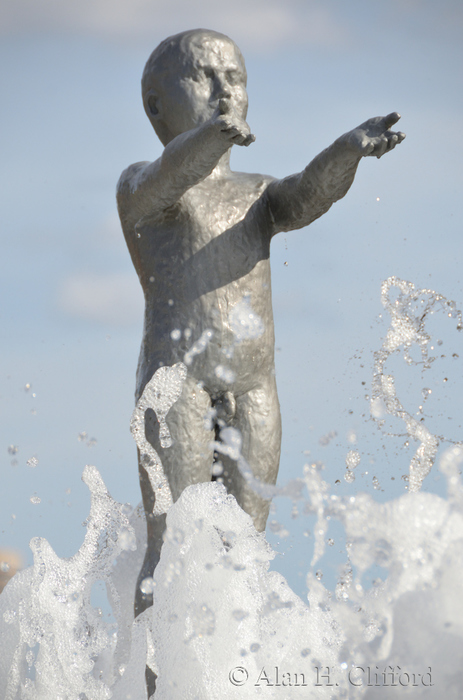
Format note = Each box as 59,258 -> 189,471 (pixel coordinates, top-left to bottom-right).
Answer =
231,133 -> 247,145
373,136 -> 389,159
385,132 -> 406,152
219,120 -> 235,133
386,133 -> 399,151
242,133 -> 256,147
360,137 -> 376,156
383,111 -> 401,129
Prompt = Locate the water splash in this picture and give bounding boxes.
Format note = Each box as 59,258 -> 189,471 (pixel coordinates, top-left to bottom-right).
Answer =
229,294 -> 264,343
2,279 -> 463,698
130,362 -> 187,515
372,276 -> 463,491
183,329 -> 214,366
1,466 -> 138,700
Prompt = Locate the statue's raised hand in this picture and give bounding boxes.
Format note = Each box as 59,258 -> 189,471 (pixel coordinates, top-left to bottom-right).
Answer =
344,112 -> 406,159
212,98 -> 256,147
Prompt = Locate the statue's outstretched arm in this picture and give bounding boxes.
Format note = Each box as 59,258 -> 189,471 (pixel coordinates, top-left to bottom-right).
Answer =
265,112 -> 405,235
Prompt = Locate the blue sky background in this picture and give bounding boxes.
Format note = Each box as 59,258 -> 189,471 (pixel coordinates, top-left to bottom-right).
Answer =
1,0 -> 463,596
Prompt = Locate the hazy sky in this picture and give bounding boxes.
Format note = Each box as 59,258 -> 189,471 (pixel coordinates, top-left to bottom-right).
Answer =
2,0 -> 463,595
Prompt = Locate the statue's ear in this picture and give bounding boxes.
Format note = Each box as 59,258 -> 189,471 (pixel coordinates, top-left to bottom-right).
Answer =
144,89 -> 161,120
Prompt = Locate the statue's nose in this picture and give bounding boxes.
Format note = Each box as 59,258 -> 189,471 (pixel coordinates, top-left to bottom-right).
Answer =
212,73 -> 232,100
217,87 -> 231,99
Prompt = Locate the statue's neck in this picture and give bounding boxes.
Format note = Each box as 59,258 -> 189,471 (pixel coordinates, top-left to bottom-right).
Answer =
209,150 -> 232,179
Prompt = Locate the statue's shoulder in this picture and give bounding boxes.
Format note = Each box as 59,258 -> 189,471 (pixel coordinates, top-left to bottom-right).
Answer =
230,171 -> 275,195
116,161 -> 152,199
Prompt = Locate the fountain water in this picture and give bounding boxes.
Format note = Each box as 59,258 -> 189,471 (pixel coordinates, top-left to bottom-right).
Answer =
1,278 -> 463,699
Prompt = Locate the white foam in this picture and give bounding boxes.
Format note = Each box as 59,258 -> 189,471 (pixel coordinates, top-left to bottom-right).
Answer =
2,279 -> 463,698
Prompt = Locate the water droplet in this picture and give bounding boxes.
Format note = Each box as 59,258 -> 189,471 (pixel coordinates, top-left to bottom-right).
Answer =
211,462 -> 223,476
191,604 -> 215,637
149,276 -> 155,283
119,530 -> 136,551
300,648 -> 311,657
7,445 -> 18,455
319,430 -> 337,447
140,577 -> 155,595
315,570 -> 323,581
268,520 -> 281,533
328,538 -> 334,546
24,383 -> 31,392
78,432 -> 87,442
168,299 -> 174,306
27,457 -> 38,468
164,526 -> 184,545
344,470 -> 355,483
3,610 -> 15,624
250,643 -> 260,652
284,261 -> 288,266
214,364 -> 235,383
345,449 -> 360,470
171,329 -> 181,341
232,609 -> 249,621
0,561 -> 11,573
30,495 -> 41,504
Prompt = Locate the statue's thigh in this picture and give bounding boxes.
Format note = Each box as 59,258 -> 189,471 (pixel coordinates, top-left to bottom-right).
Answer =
221,376 -> 282,530
145,375 -> 214,502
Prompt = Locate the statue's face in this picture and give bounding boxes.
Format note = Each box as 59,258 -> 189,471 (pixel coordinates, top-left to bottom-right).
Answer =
159,35 -> 248,139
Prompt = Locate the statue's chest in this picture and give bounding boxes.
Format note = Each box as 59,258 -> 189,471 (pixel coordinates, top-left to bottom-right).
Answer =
180,179 -> 263,248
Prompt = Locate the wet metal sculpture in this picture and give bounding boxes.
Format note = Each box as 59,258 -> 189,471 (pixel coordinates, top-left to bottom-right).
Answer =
116,28 -> 405,621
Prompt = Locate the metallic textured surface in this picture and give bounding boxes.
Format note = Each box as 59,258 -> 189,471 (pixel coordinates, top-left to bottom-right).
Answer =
116,28 -> 405,617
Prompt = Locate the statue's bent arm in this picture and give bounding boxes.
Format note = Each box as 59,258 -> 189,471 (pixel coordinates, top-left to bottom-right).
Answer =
117,101 -> 254,230
117,125 -> 225,222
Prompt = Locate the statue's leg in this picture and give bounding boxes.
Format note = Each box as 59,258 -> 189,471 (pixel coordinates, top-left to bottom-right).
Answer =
220,374 -> 282,531
155,374 -> 215,499
135,375 -> 214,616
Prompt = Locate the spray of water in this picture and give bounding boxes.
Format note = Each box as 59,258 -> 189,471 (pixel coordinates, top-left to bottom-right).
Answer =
2,284 -> 463,698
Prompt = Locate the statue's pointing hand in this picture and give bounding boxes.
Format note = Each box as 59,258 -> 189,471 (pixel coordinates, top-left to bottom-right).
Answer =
344,112 -> 406,159
212,98 -> 256,147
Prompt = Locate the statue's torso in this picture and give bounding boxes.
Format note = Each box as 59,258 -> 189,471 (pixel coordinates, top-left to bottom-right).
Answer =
121,170 -> 277,398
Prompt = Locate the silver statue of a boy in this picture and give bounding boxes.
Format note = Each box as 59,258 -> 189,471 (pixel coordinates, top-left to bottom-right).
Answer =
117,28 -> 404,615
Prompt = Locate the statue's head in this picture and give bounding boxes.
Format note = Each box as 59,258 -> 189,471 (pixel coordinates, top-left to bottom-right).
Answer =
141,29 -> 248,145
